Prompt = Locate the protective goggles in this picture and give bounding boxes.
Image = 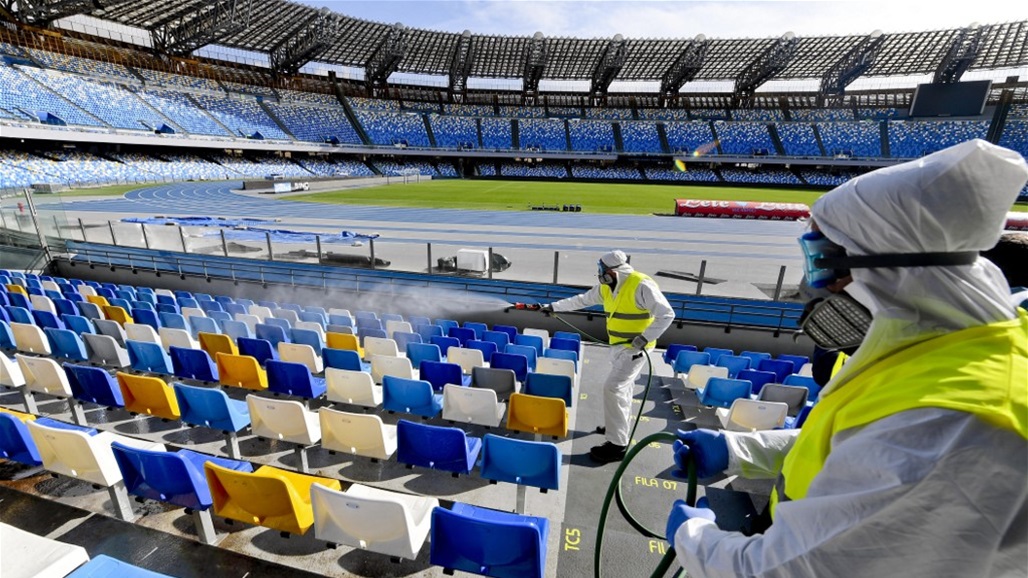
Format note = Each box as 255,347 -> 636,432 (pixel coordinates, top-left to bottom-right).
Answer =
799,231 -> 980,289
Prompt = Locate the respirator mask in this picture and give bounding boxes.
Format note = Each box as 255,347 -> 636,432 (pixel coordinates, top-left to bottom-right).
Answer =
796,230 -> 979,351
598,260 -> 616,285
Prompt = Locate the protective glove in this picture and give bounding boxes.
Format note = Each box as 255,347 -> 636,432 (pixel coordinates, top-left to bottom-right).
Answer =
673,429 -> 728,479
631,335 -> 649,350
665,497 -> 715,542
540,303 -> 554,314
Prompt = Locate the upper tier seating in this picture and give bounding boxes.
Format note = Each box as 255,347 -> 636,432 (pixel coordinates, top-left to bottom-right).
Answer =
265,101 -> 362,144
354,110 -> 431,147
193,93 -> 290,140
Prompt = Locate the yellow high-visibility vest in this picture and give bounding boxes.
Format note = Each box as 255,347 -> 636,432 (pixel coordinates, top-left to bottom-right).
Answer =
600,271 -> 656,348
771,309 -> 1028,515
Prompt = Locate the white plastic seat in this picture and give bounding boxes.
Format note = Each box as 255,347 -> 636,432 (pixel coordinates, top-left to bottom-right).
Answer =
246,394 -> 321,445
441,383 -> 505,427
318,407 -> 397,460
684,365 -> 729,390
325,368 -> 381,407
40,280 -> 61,292
234,313 -> 261,334
522,327 -> 550,348
158,327 -> 200,351
29,295 -> 57,315
154,289 -> 174,298
16,355 -> 72,397
798,362 -> 813,377
180,307 -> 205,320
537,356 -> 578,387
278,342 -> 324,374
124,322 -> 161,346
311,483 -> 437,560
82,333 -> 131,368
716,398 -> 789,431
370,354 -> 414,384
78,285 -> 98,297
1,354 -> 27,388
0,522 -> 89,578
10,322 -> 52,355
446,346 -> 485,375
248,305 -> 273,321
364,336 -> 399,360
272,308 -> 299,326
295,321 -> 326,338
328,308 -> 352,318
384,320 -> 412,339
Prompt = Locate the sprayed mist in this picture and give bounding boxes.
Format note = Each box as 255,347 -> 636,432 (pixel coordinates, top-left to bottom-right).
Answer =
254,283 -> 514,322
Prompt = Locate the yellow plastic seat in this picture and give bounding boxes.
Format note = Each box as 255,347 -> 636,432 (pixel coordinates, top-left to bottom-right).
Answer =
506,393 -> 568,438
116,372 -> 181,420
204,462 -> 341,535
216,352 -> 268,390
326,332 -> 363,358
101,305 -> 133,326
0,406 -> 36,423
86,295 -> 110,307
5,284 -> 27,296
199,332 -> 238,358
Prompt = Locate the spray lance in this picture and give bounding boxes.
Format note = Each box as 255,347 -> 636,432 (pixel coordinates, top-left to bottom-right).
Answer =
508,302 -> 696,578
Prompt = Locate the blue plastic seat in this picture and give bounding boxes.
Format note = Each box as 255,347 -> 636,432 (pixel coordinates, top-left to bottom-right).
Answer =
481,330 -> 510,351
697,377 -> 753,409
407,342 -> 443,369
32,309 -> 65,331
356,317 -> 383,331
328,314 -> 354,327
235,298 -> 255,308
173,382 -> 250,432
131,308 -> 161,331
420,360 -> 471,392
130,300 -> 155,312
159,312 -> 188,331
758,358 -> 794,383
224,303 -> 247,316
255,323 -> 289,349
52,298 -> 79,318
702,347 -> 734,365
430,502 -> 549,578
199,300 -> 224,314
61,314 -> 95,336
220,319 -> 252,341
264,316 -> 292,331
416,323 -> 443,341
523,373 -> 573,406
178,297 -> 199,309
479,434 -> 561,491
304,306 -> 327,316
504,344 -> 538,372
393,331 -> 422,353
354,310 -> 378,321
322,347 -> 368,372
673,350 -> 711,374
737,369 -> 777,396
491,352 -> 528,383
383,376 -> 443,417
77,301 -> 103,321
408,315 -> 431,329
156,303 -> 180,316
214,295 -> 235,307
434,319 -> 459,333
127,340 -> 174,374
156,295 -> 177,307
430,335 -> 460,353
0,307 -> 8,325
358,327 -> 387,345
207,311 -> 232,324
552,331 -> 580,342
739,350 -> 772,368
112,443 -> 254,511
45,327 -> 88,361
0,410 -> 45,465
463,322 -> 488,340
547,337 -> 580,358
298,311 -> 327,328
381,312 -> 404,323
778,354 -> 811,374
109,297 -> 133,312
514,334 -> 545,358
238,337 -> 277,367
542,348 -> 578,370
663,343 -> 698,365
7,293 -> 32,310
170,346 -> 219,382
0,320 -> 15,350
188,316 -> 219,338
266,359 -> 327,399
115,289 -> 137,302
396,419 -> 481,475
783,373 -> 821,398
64,362 -> 126,408
715,354 -> 752,379
448,326 -> 476,347
467,339 -> 497,361
6,306 -> 33,324
290,328 -> 324,352
65,555 -> 173,577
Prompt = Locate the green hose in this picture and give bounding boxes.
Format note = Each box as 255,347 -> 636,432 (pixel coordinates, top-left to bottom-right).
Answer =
549,313 -> 694,578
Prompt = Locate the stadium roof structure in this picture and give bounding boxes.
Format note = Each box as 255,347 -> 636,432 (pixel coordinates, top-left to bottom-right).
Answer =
5,0 -> 1028,97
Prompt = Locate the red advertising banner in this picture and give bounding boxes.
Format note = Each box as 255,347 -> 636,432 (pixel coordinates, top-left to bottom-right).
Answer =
1006,212 -> 1028,231
674,199 -> 811,221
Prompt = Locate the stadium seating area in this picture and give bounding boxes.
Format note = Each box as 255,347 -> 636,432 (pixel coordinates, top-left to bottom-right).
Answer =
887,120 -> 990,158
791,109 -> 853,122
619,121 -> 664,153
443,103 -> 494,117
733,109 -> 784,122
518,118 -> 568,151
818,121 -> 882,157
776,122 -> 822,157
644,166 -> 719,182
479,117 -> 513,149
192,93 -> 290,140
637,108 -> 691,121
570,165 -> 642,180
28,48 -> 136,81
19,67 -> 170,131
265,100 -> 362,144
721,167 -> 802,185
354,110 -> 431,148
664,121 -> 717,154
499,163 -> 568,178
0,64 -> 104,126
714,121 -> 777,156
428,114 -> 479,149
374,160 -> 439,176
568,119 -> 615,152
137,89 -> 230,136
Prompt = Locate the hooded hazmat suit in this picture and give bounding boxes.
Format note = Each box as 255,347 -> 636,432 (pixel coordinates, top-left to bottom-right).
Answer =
672,139 -> 1028,578
549,250 -> 674,447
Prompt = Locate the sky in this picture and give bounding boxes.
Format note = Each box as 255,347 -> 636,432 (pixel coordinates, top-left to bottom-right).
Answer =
299,1 -> 1028,39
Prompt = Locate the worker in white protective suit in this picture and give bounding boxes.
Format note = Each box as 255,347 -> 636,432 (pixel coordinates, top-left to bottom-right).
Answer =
665,139 -> 1028,578
542,250 -> 674,463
